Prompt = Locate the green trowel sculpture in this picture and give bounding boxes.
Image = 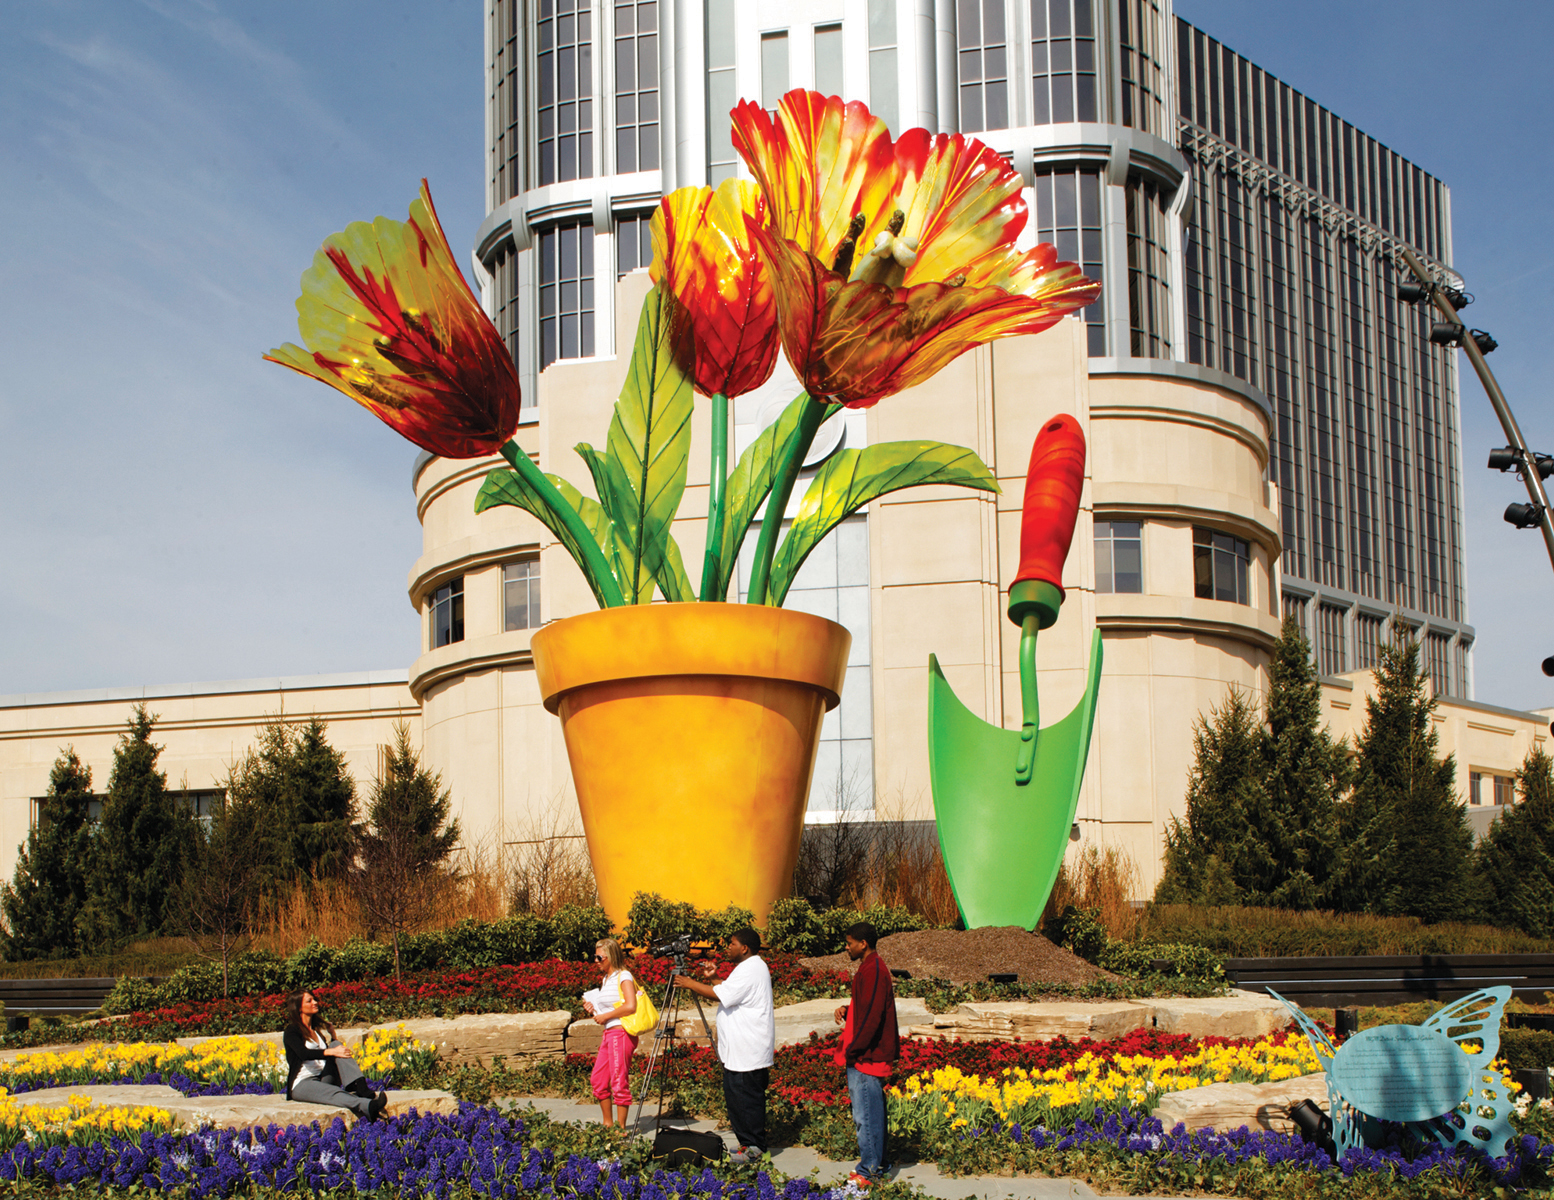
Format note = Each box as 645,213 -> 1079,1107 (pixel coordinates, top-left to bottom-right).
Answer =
928,414 -> 1104,930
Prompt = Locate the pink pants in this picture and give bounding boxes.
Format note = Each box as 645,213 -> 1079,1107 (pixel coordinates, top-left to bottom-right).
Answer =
591,1026 -> 637,1106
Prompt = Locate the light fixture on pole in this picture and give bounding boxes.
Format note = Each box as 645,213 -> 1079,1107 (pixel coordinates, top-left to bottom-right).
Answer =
1429,320 -> 1465,347
1506,502 -> 1545,530
1396,246 -> 1554,577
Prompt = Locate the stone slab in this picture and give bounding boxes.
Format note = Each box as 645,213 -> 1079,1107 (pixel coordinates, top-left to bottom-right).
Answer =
10,1084 -> 459,1132
772,997 -> 933,1048
1151,1073 -> 1330,1133
1146,991 -> 1294,1040
364,1012 -> 571,1065
912,1001 -> 1151,1043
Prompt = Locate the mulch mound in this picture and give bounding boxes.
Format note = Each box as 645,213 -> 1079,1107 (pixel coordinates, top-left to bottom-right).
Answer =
800,926 -> 1113,986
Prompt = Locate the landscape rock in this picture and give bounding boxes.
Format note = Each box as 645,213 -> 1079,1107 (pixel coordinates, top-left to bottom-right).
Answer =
12,1083 -> 459,1132
910,1001 -> 1151,1043
364,1012 -> 572,1064
1151,1073 -> 1330,1133
1147,991 -> 1294,1040
772,997 -> 933,1048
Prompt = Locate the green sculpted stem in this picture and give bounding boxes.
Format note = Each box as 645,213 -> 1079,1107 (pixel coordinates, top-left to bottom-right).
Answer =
499,440 -> 626,607
746,393 -> 829,605
699,391 -> 730,601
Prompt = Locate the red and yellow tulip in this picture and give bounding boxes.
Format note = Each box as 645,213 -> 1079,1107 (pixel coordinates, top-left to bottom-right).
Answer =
732,90 -> 1102,408
650,179 -> 778,399
266,180 -> 522,459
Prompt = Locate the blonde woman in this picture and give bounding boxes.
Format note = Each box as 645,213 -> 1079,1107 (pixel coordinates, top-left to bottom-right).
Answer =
583,937 -> 639,1127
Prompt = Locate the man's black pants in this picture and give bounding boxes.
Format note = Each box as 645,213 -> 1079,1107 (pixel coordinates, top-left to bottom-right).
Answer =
721,1066 -> 769,1153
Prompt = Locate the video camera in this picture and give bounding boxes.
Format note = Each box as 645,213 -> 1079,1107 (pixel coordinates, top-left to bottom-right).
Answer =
651,934 -> 693,970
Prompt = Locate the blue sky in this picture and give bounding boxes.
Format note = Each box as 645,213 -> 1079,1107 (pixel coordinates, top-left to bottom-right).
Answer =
0,0 -> 1549,712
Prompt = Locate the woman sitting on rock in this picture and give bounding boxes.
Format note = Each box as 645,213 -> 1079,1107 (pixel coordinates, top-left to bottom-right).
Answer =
284,989 -> 386,1120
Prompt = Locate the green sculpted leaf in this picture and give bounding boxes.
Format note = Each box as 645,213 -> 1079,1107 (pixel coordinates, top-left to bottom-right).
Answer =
603,285 -> 695,603
767,442 -> 1000,606
475,467 -> 621,609
575,442 -> 695,604
710,393 -> 839,601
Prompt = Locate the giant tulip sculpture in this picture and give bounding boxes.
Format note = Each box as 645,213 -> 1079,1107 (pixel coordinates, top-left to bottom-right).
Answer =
928,414 -> 1104,930
266,96 -> 1100,615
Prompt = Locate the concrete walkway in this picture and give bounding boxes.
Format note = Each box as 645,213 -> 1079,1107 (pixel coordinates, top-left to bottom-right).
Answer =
504,1098 -> 1191,1200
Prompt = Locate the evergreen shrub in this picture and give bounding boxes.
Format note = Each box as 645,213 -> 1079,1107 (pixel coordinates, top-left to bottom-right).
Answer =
766,897 -> 824,956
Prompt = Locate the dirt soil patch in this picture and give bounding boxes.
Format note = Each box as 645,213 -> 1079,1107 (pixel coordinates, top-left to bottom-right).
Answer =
801,926 -> 1114,986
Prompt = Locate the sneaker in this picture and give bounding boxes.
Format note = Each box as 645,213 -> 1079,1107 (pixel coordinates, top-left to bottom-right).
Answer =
846,1172 -> 873,1188
728,1147 -> 752,1164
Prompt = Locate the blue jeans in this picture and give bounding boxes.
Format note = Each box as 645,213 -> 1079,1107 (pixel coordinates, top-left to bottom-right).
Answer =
847,1067 -> 886,1178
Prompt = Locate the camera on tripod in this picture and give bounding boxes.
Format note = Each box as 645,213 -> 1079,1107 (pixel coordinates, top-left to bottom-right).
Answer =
651,934 -> 694,967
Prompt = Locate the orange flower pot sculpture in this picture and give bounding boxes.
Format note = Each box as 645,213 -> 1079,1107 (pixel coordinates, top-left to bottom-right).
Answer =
531,603 -> 851,930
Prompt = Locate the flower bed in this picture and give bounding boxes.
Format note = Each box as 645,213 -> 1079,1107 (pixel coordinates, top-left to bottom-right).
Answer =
0,1028 -> 432,1097
0,1105 -> 840,1199
0,1093 -> 177,1151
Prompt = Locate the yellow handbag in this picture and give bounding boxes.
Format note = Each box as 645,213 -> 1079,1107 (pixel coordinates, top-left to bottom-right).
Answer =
622,984 -> 659,1037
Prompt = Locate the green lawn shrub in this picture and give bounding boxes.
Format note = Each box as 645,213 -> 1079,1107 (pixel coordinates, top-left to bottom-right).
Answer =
1138,903 -> 1554,956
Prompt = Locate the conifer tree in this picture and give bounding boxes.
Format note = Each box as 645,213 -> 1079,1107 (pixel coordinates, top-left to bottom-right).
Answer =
225,717 -> 357,882
77,706 -> 200,949
1252,615 -> 1350,909
1155,688 -> 1262,904
351,722 -> 461,977
1332,624 -> 1473,921
1476,747 -> 1554,937
1,749 -> 94,959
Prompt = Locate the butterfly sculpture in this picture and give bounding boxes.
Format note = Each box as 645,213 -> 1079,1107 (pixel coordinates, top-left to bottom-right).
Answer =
1268,986 -> 1516,1163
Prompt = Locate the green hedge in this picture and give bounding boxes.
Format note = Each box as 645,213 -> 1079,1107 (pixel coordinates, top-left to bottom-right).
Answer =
1048,905 -> 1226,986
1138,904 -> 1554,957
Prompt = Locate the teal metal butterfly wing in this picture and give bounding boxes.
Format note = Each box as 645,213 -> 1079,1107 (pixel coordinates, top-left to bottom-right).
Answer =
1412,986 -> 1515,1158
1266,988 -> 1355,1158
1270,986 -> 1516,1163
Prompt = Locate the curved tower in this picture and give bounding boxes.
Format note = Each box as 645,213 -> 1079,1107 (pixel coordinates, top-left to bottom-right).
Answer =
405,0 -> 1466,889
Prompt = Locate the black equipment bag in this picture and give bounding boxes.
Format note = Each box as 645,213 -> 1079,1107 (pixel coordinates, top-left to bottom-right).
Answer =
651,1128 -> 725,1168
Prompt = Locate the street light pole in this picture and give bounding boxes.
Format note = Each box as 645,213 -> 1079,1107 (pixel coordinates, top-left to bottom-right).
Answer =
1397,246 -> 1554,576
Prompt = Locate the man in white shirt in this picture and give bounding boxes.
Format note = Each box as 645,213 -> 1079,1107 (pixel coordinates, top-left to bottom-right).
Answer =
673,927 -> 775,1162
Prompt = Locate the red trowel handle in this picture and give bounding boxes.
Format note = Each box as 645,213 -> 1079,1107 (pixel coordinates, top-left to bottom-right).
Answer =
1008,414 -> 1086,628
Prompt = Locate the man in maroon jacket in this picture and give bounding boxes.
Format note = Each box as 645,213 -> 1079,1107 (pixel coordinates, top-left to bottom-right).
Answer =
832,922 -> 899,1185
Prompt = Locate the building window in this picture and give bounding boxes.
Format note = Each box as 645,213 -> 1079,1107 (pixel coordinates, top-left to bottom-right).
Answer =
616,210 -> 654,278
537,0 -> 593,186
430,578 -> 465,648
867,0 -> 898,131
1033,166 -> 1104,355
1125,173 -> 1172,358
539,221 -> 595,369
706,0 -> 737,183
504,560 -> 542,631
1425,631 -> 1451,697
1280,591 -> 1308,637
1354,612 -> 1383,670
1317,603 -> 1346,676
814,23 -> 843,97
1193,527 -> 1249,605
1094,521 -> 1142,593
1117,0 -> 1166,134
491,0 -> 522,204
614,0 -> 659,173
761,31 -> 790,111
957,0 -> 1008,132
1031,0 -> 1096,123
1471,771 -> 1515,807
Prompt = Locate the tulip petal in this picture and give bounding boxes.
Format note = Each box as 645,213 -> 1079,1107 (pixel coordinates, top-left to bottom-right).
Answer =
266,181 -> 521,459
750,223 -> 1101,407
732,92 -> 897,262
650,180 -> 778,398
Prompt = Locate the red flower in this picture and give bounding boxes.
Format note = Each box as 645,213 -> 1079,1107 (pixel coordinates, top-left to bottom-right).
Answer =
266,180 -> 522,459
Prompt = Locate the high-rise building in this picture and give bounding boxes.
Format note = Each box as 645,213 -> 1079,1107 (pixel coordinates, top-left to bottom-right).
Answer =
437,0 -> 1476,882
0,3 -> 1508,896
